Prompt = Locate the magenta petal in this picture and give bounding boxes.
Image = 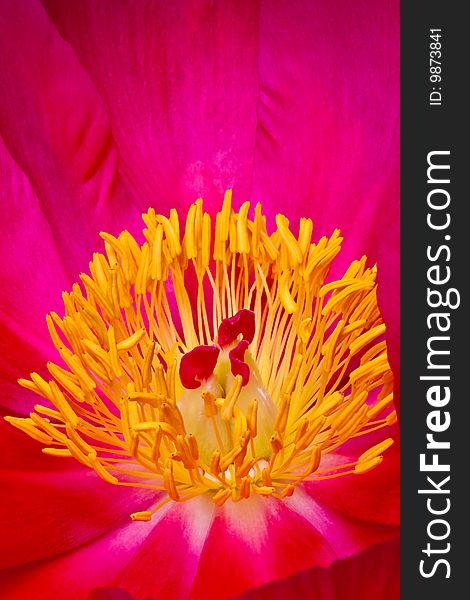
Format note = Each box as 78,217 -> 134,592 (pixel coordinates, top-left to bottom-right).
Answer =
191,490 -> 398,600
42,0 -> 261,214
1,498 -> 214,600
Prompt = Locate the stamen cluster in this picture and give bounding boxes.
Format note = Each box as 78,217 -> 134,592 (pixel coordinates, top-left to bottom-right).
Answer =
6,191 -> 396,520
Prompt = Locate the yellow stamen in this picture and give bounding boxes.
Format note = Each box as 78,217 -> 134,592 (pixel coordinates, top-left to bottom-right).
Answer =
6,192 -> 396,520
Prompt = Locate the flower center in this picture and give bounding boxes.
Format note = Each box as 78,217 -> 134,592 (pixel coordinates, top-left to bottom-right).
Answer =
178,309 -> 277,465
6,191 -> 396,521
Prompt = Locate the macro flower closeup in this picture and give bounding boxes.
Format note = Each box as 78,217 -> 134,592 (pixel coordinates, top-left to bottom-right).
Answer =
0,1 -> 399,599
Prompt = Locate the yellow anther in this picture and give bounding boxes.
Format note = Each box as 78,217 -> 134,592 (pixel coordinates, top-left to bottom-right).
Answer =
184,203 -> 197,259
349,323 -> 387,355
49,381 -> 80,428
276,214 -> 304,265
210,450 -> 221,476
4,416 -> 54,445
128,392 -> 161,408
237,201 -> 251,254
202,390 -> 218,417
298,218 -> 313,257
163,461 -> 180,501
151,224 -> 164,280
354,456 -> 383,474
116,328 -> 146,351
302,446 -> 322,477
89,455 -> 119,485
253,486 -> 276,496
131,511 -> 152,522
42,448 -> 73,457
213,488 -> 232,506
358,438 -> 394,463
247,399 -> 258,437
279,484 -> 295,498
299,318 -> 312,343
270,434 -> 283,454
220,189 -> 232,242
279,270 -> 297,314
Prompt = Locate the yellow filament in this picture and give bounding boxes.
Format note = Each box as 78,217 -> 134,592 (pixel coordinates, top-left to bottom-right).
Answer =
6,192 -> 396,519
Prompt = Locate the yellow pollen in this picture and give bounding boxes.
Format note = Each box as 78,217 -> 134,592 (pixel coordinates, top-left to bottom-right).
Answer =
6,190 -> 396,519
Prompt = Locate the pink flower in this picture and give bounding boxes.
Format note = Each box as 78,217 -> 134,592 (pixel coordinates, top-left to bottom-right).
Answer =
0,1 -> 399,599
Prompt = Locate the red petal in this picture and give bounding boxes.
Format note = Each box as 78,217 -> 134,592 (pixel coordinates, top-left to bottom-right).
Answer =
88,590 -> 134,600
179,345 -> 220,389
236,537 -> 400,600
0,464 -> 157,570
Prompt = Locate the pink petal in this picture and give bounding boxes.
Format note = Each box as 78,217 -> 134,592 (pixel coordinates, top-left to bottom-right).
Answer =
0,0 -> 139,276
42,0 -> 261,215
117,497 -> 215,599
236,536 -> 400,600
303,444 -> 400,527
0,518 -> 156,600
250,0 -> 399,258
0,416 -> 156,570
376,212 -> 400,412
190,490 -> 397,599
0,481 -> 398,599
0,498 -> 213,600
0,139 -> 69,412
0,0 -> 142,412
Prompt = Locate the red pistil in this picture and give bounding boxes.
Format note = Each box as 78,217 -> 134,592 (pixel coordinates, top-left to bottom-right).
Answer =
217,309 -> 255,347
179,345 -> 220,389
228,339 -> 250,386
180,310 -> 256,389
